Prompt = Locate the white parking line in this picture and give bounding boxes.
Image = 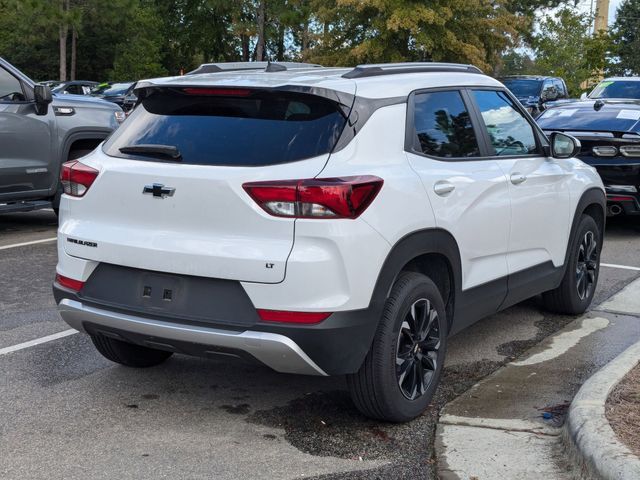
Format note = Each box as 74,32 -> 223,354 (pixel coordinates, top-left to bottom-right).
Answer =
0,329 -> 77,356
601,263 -> 640,272
0,237 -> 57,250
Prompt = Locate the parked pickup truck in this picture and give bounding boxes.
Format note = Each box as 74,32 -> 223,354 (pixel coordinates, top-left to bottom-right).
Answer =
0,57 -> 124,214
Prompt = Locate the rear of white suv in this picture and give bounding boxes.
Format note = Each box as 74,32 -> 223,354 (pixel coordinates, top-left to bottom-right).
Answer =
54,63 -> 606,422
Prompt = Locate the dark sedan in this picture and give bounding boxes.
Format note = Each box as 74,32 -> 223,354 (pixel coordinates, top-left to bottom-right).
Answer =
92,82 -> 137,112
537,80 -> 640,217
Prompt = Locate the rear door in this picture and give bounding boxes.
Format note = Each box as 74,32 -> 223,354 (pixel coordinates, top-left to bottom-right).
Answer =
0,65 -> 55,199
61,86 -> 354,283
405,89 -> 511,295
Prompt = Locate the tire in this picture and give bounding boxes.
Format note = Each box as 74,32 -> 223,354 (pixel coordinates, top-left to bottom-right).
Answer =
91,335 -> 173,368
542,214 -> 601,315
347,272 -> 447,422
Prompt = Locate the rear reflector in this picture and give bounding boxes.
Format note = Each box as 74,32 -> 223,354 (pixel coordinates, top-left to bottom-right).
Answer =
55,274 -> 85,292
60,161 -> 99,197
608,195 -> 635,202
243,176 -> 383,219
257,309 -> 332,324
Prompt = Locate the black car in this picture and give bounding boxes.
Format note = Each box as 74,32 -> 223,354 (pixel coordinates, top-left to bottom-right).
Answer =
51,80 -> 99,96
537,77 -> 640,217
92,82 -> 137,112
499,75 -> 569,117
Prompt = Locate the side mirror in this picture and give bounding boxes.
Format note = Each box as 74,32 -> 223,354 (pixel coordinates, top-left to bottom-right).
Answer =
580,92 -> 588,100
34,84 -> 53,115
541,88 -> 557,103
550,132 -> 581,159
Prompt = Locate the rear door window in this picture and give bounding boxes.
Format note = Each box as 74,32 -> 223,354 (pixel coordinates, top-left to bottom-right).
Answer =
103,88 -> 348,166
410,90 -> 481,158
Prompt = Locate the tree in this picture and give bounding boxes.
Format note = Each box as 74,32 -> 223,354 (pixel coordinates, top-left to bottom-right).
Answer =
611,0 -> 640,74
305,0 -> 524,72
109,3 -> 167,80
533,7 -> 614,95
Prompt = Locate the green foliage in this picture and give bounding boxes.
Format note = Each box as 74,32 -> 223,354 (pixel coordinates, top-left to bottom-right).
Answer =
305,0 -> 523,72
532,8 -> 602,95
611,0 -> 640,75
496,7 -> 616,96
0,0 -> 620,83
108,3 -> 167,80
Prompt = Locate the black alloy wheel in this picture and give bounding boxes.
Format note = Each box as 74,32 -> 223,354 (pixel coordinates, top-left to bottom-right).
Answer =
396,298 -> 441,400
576,230 -> 598,301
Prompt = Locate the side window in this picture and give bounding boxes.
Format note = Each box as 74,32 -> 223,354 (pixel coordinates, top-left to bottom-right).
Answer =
411,90 -> 481,158
0,68 -> 24,102
471,90 -> 539,157
554,79 -> 566,97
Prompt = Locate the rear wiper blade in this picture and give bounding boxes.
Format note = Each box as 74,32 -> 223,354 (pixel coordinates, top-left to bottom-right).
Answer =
119,144 -> 182,161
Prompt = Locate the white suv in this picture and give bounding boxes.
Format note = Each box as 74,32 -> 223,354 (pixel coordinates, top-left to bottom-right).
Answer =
54,62 -> 606,422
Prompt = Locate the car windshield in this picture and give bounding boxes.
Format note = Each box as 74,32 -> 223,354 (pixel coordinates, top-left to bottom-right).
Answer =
589,80 -> 640,99
103,88 -> 348,166
501,79 -> 542,97
94,83 -> 131,96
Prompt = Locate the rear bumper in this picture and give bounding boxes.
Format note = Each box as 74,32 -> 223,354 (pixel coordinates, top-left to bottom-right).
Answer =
58,298 -> 328,376
54,278 -> 383,376
605,190 -> 640,216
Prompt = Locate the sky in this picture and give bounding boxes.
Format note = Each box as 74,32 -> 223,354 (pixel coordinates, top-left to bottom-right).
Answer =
576,0 -> 624,25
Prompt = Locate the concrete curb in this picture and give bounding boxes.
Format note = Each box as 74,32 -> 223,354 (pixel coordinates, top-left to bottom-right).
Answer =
564,340 -> 640,480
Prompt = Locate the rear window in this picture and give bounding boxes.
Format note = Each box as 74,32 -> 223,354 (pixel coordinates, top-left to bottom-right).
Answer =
501,79 -> 542,97
103,88 -> 348,166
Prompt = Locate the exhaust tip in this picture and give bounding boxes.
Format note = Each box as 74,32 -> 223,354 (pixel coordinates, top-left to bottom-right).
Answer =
608,204 -> 623,216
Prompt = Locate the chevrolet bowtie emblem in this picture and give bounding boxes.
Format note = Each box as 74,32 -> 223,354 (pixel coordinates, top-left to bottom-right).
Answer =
143,183 -> 175,199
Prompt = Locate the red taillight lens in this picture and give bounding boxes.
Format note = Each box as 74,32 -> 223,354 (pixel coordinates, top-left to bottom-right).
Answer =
60,161 -> 99,197
55,274 -> 85,292
608,195 -> 635,202
243,176 -> 383,219
257,309 -> 332,324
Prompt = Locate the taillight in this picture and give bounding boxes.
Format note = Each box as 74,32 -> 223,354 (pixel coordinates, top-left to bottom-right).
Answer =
60,161 -> 99,197
257,309 -> 332,324
243,176 -> 383,219
55,274 -> 85,292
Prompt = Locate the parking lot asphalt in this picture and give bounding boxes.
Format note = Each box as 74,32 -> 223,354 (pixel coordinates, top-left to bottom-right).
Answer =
1,211 -> 639,479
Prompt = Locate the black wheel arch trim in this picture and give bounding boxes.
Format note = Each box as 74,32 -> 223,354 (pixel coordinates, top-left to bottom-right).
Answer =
367,228 -> 463,331
563,187 -> 606,276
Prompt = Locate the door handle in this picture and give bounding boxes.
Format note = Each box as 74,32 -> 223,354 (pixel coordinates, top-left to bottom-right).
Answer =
510,173 -> 527,185
434,181 -> 455,196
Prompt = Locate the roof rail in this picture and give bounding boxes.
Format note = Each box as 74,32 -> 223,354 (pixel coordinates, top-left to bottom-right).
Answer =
187,61 -> 322,75
342,62 -> 483,79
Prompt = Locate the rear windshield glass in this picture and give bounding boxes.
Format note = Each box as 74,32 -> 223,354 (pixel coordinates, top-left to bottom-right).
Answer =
103,88 -> 348,166
589,80 -> 640,100
501,79 -> 542,97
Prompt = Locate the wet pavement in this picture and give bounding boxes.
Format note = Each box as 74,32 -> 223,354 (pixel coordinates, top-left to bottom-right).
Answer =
1,211 -> 640,479
437,297 -> 640,479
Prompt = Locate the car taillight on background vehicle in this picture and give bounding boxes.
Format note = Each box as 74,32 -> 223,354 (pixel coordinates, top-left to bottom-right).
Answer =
243,176 -> 383,219
60,161 -> 99,197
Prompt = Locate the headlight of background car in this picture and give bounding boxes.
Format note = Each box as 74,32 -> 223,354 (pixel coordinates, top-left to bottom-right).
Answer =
114,111 -> 126,124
